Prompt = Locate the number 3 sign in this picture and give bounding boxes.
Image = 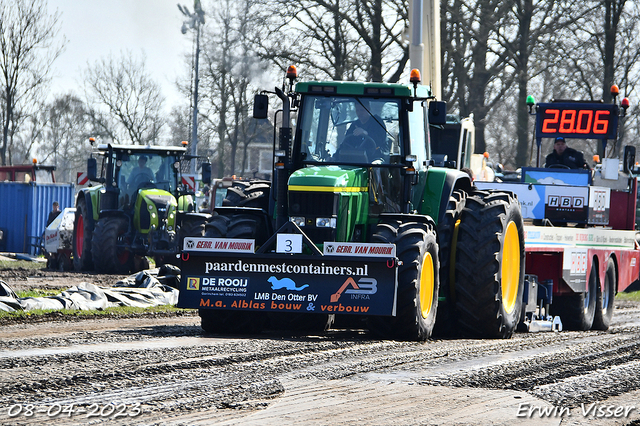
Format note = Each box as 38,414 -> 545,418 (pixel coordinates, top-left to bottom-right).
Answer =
277,234 -> 303,253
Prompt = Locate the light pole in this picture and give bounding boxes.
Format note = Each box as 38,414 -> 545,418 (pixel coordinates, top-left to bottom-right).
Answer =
178,1 -> 205,175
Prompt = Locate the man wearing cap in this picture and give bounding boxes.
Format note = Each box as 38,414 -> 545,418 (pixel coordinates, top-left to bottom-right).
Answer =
545,137 -> 589,169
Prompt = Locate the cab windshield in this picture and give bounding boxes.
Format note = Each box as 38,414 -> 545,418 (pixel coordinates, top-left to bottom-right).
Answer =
114,152 -> 179,208
298,96 -> 402,165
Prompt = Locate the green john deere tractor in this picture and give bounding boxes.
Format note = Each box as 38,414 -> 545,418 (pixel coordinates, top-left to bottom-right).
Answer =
73,143 -> 211,274
185,67 -> 525,340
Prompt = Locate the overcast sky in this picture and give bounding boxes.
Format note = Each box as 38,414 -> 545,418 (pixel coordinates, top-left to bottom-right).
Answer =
47,0 -> 193,112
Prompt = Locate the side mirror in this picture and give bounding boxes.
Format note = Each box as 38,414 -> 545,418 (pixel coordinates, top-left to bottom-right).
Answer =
428,101 -> 447,125
201,162 -> 212,184
253,94 -> 269,119
624,145 -> 635,174
87,158 -> 97,181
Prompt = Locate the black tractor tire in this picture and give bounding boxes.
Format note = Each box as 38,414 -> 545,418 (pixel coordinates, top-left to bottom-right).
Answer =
199,214 -> 269,335
72,198 -> 94,271
177,214 -> 209,251
226,213 -> 270,246
223,181 -> 271,211
553,260 -> 598,331
160,214 -> 209,267
593,258 -> 616,330
454,190 -> 525,338
367,219 -> 440,341
433,189 -> 466,337
91,216 -> 133,274
180,215 -> 207,239
204,214 -> 230,238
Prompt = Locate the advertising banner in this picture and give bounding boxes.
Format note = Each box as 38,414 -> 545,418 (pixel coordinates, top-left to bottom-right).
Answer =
178,253 -> 398,317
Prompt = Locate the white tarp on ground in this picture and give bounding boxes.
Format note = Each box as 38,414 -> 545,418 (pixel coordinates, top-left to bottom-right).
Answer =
0,266 -> 180,313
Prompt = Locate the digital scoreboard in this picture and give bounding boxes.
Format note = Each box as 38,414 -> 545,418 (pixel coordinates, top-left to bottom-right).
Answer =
535,102 -> 619,140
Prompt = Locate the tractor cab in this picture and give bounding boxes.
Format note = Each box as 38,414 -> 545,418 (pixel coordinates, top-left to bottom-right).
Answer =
115,151 -> 180,209
88,144 -> 186,211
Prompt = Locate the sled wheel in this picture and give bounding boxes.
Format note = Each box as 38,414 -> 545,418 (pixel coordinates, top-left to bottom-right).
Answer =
552,259 -> 598,331
593,258 -> 616,330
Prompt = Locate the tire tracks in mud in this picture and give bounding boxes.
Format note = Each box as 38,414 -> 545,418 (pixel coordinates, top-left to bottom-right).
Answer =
0,312 -> 640,424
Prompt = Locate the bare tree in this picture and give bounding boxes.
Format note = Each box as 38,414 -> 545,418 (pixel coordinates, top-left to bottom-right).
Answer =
442,0 -> 519,155
257,0 -> 365,81
197,0 -> 267,177
257,0 -> 408,82
83,51 -> 165,145
544,1 -> 640,158
0,0 -> 64,165
35,94 -> 95,182
507,0 -> 580,167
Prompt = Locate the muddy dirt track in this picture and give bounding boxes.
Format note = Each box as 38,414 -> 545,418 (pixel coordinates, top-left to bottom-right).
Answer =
3,269 -> 640,425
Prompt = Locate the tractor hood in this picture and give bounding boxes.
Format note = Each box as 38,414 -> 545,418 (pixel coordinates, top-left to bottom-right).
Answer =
287,166 -> 370,243
288,166 -> 368,191
134,188 -> 178,234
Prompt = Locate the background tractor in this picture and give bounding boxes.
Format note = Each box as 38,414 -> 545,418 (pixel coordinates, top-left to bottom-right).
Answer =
73,142 -> 211,274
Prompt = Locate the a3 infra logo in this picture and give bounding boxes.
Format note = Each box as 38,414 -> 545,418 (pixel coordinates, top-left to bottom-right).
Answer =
330,277 -> 377,302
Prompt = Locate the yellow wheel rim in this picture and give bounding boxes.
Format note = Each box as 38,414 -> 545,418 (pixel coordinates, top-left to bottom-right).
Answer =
420,252 -> 435,319
501,221 -> 521,314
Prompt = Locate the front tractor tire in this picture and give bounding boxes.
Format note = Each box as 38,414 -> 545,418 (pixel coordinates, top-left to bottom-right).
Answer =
367,219 -> 439,341
454,190 -> 525,338
92,216 -> 133,274
72,198 -> 94,271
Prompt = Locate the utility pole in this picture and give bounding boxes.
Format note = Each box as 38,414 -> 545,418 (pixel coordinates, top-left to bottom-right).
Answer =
179,1 -> 205,174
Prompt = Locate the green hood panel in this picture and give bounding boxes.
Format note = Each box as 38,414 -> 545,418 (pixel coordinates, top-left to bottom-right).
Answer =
289,166 -> 368,191
288,166 -> 370,242
85,185 -> 104,221
416,168 -> 447,223
134,188 -> 177,234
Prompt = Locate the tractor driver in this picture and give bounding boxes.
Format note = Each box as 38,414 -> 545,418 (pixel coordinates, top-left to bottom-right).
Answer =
545,137 -> 590,169
340,100 -> 388,162
128,155 -> 155,185
125,155 -> 156,205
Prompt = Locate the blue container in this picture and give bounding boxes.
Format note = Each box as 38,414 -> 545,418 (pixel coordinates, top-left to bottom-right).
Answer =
0,182 -> 75,255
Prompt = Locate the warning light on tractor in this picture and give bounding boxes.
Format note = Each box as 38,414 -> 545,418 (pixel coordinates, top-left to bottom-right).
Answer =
287,65 -> 298,80
410,69 -> 421,84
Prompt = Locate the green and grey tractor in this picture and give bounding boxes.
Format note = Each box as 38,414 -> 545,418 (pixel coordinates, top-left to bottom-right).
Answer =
73,142 -> 211,274
178,67 -> 525,340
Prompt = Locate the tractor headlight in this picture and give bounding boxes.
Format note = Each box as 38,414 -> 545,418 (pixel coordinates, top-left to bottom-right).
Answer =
290,217 -> 305,227
316,217 -> 336,228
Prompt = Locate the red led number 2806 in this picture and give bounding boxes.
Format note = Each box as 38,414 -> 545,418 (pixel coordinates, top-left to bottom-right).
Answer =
541,109 -> 610,135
